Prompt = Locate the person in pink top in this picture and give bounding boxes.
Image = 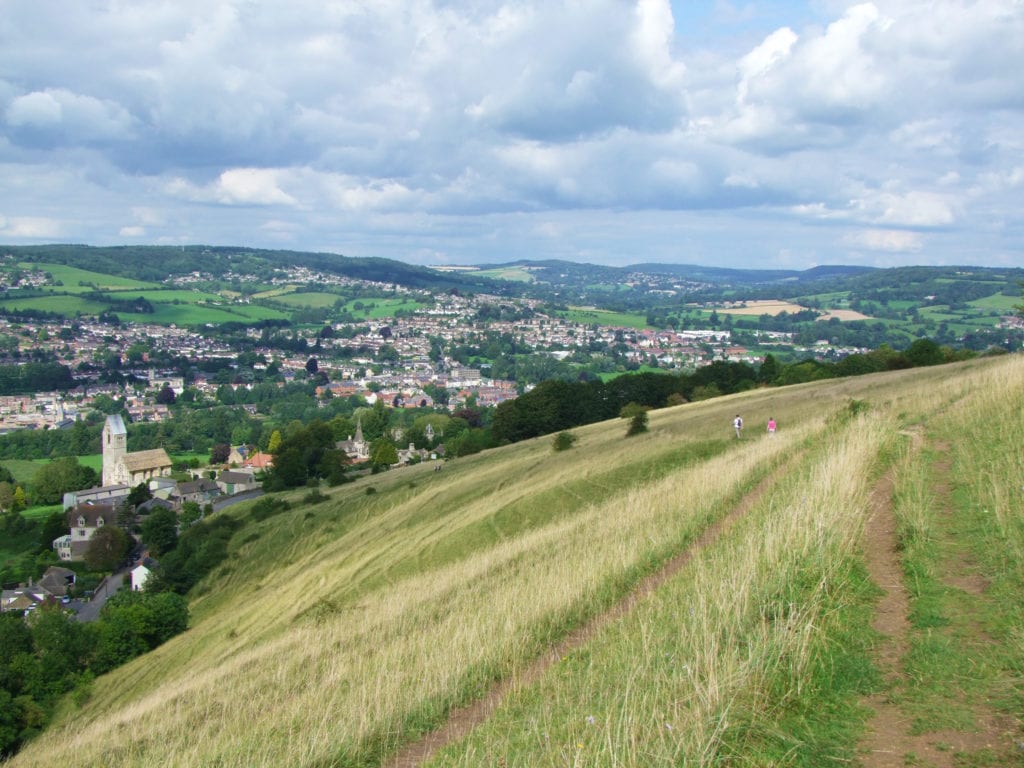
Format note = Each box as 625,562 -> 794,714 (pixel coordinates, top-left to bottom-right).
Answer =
767,417 -> 777,435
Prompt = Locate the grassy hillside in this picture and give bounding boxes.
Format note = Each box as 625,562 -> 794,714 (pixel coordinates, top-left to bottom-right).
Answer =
9,355 -> 1024,767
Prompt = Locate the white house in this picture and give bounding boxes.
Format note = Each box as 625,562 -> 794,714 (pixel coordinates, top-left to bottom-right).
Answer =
131,563 -> 152,592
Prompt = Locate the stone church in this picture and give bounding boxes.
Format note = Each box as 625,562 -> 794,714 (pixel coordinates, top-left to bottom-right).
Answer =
102,414 -> 173,488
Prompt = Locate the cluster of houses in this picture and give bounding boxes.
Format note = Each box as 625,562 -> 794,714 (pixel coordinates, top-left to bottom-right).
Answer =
0,565 -> 77,615
2,411 -> 449,615
50,415 -> 264,564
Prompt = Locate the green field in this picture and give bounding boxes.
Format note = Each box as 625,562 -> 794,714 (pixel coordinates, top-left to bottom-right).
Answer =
474,267 -> 536,283
22,262 -> 158,293
269,291 -> 344,309
337,297 -> 426,319
119,302 -> 287,325
0,287 -> 287,325
0,295 -> 110,316
969,293 -> 1020,312
560,307 -> 649,329
106,289 -> 227,304
598,364 -> 664,381
251,286 -> 297,299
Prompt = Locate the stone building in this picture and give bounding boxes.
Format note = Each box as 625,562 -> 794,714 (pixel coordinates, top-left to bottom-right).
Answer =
102,414 -> 172,487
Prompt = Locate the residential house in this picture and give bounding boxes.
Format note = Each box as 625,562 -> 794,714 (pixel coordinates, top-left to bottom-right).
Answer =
226,445 -> 251,466
137,497 -> 175,515
396,442 -> 430,465
37,565 -> 76,597
54,503 -> 117,561
130,556 -> 158,592
63,483 -> 130,511
0,584 -> 49,614
216,469 -> 259,496
173,478 -> 220,507
245,450 -> 273,471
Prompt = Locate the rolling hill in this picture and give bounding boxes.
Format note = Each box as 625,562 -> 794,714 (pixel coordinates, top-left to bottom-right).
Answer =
7,354 -> 1024,767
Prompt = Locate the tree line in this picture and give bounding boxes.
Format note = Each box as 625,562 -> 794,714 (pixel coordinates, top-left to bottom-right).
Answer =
490,340 -> 990,444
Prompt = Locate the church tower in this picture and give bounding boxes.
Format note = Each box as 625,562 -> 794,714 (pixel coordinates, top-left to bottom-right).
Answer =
102,414 -> 128,486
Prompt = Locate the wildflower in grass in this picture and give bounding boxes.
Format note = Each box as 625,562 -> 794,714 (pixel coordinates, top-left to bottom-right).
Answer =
586,715 -> 596,725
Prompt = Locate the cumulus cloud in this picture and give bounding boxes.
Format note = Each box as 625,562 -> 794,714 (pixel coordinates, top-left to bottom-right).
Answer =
167,168 -> 298,206
852,189 -> 957,227
5,89 -> 136,146
845,229 -> 925,252
0,216 -> 63,238
0,0 -> 1019,268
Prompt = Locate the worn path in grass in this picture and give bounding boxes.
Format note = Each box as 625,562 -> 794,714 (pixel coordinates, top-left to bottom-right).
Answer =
383,466 -> 782,768
857,438 -> 1018,767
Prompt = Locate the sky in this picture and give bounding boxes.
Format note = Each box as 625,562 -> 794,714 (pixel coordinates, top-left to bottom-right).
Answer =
0,0 -> 1022,271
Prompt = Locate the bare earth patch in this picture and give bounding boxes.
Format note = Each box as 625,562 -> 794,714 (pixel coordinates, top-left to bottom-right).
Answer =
715,300 -> 808,316
857,441 -> 1018,767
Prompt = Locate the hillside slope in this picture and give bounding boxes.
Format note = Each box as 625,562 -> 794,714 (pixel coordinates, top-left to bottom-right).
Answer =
9,355 -> 1024,767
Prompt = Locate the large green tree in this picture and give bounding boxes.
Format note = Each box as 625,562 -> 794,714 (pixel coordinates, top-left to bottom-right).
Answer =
140,507 -> 178,557
369,438 -> 398,469
84,525 -> 132,572
31,457 -> 98,506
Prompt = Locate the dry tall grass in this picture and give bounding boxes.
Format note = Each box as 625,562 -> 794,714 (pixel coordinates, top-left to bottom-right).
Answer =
434,412 -> 894,766
8,355 -> 1018,768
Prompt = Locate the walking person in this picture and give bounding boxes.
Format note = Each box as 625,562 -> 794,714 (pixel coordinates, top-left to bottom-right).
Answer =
733,414 -> 743,439
767,417 -> 777,436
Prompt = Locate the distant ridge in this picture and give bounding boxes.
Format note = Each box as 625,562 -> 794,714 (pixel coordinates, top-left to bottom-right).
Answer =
0,243 -> 499,292
625,262 -> 878,284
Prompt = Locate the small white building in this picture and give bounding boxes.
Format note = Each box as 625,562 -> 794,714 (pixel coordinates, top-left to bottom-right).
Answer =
131,563 -> 152,592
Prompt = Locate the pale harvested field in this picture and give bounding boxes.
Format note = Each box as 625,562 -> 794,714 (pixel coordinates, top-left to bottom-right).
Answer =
714,300 -> 872,321
716,300 -> 806,316
819,308 -> 872,320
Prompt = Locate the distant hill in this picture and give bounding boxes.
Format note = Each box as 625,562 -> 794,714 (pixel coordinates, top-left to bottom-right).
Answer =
0,244 -> 500,293
2,244 -> 1017,298
626,261 -> 878,284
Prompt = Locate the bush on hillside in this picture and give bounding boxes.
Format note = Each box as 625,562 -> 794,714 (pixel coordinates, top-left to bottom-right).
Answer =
551,431 -> 578,452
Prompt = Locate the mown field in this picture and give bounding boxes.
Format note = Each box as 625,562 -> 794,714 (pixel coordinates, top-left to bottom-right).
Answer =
473,267 -> 536,283
21,262 -> 158,293
8,355 -> 1023,767
118,302 -> 288,325
560,307 -> 650,329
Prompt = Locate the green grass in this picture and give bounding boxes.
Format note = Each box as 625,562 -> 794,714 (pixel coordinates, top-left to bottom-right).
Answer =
472,267 -> 536,283
1,458 -> 47,486
335,297 -> 426,319
0,295 -> 110,315
22,262 -> 158,293
887,364 -> 1024,765
267,291 -> 344,309
558,307 -> 650,329
119,302 -> 287,325
598,365 -> 669,382
968,293 -> 1020,312
1,455 -> 102,486
105,289 -> 226,303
